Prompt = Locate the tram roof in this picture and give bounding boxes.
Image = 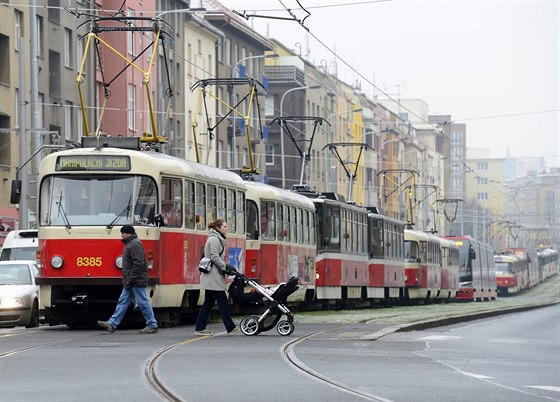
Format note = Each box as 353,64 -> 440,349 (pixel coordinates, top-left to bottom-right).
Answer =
494,254 -> 526,263
40,147 -> 247,189
405,228 -> 440,242
245,181 -> 315,209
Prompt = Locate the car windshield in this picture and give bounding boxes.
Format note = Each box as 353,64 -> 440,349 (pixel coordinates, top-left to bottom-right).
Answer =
0,247 -> 36,261
39,175 -> 158,227
0,264 -> 32,285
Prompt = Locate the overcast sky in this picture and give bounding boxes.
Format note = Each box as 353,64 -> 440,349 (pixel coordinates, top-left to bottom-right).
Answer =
216,0 -> 559,166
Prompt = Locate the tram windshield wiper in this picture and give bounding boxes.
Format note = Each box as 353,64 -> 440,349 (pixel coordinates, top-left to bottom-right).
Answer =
56,191 -> 72,229
107,196 -> 132,230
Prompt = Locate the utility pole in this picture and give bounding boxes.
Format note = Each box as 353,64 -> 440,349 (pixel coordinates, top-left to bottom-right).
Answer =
30,0 -> 41,226
18,37 -> 29,229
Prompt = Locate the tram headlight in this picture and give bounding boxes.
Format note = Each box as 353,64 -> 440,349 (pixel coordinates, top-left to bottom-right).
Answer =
50,255 -> 64,269
115,256 -> 123,269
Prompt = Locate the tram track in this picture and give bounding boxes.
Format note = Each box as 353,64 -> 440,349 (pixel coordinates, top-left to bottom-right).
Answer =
142,327 -> 394,402
282,326 -> 395,402
0,330 -> 105,359
143,335 -> 211,402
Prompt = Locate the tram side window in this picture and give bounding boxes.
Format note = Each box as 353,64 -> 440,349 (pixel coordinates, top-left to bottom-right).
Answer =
207,185 -> 217,224
195,183 -> 206,230
161,177 -> 182,227
278,204 -> 288,241
371,220 -> 383,258
296,209 -> 303,244
405,240 -> 420,262
185,180 -> 195,229
309,211 -> 315,246
261,201 -> 275,240
137,177 -> 157,226
303,209 -> 309,245
340,209 -> 348,252
246,199 -> 258,240
227,188 -> 236,233
217,187 -> 226,220
325,206 -> 340,250
290,206 -> 296,243
396,226 -> 404,260
237,191 -> 245,235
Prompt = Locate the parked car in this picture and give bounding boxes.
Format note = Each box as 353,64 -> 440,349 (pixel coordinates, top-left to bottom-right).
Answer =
0,230 -> 38,261
0,261 -> 40,328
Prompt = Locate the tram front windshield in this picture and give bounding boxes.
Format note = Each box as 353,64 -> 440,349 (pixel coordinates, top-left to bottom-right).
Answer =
455,242 -> 473,283
40,175 -> 157,227
494,262 -> 512,274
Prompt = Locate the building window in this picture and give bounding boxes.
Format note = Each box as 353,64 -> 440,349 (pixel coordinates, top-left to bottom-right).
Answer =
217,39 -> 223,63
128,84 -> 136,131
264,96 -> 274,116
451,131 -> 462,144
477,177 -> 488,185
477,192 -> 488,201
0,35 -> 9,84
452,177 -> 462,191
127,11 -> 134,55
64,28 -> 73,68
37,16 -> 43,58
477,162 -> 488,170
65,102 -> 73,141
248,50 -> 254,75
15,10 -> 23,51
451,164 -> 462,174
76,36 -> 85,73
266,144 -> 275,165
225,38 -> 231,66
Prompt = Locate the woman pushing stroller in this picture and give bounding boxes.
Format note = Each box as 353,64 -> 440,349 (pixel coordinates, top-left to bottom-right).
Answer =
195,219 -> 240,336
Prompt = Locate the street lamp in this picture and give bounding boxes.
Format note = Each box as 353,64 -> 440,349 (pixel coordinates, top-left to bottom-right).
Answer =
324,108 -> 362,192
230,53 -> 279,169
280,85 -> 320,188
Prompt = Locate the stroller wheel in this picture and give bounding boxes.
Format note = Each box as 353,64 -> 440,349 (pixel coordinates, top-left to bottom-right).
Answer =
276,320 -> 294,336
240,316 -> 260,336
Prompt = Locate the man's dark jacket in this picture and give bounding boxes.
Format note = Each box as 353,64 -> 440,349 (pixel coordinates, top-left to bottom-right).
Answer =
121,234 -> 148,288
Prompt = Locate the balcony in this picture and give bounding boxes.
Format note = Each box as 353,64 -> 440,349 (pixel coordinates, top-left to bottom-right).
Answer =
264,65 -> 306,86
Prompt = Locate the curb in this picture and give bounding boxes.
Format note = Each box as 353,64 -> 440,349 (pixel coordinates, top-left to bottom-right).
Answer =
361,300 -> 559,341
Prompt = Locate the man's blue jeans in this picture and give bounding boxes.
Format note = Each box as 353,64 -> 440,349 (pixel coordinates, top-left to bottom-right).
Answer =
108,286 -> 158,329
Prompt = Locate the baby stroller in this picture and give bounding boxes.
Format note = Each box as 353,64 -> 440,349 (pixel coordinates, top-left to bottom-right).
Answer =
228,270 -> 299,336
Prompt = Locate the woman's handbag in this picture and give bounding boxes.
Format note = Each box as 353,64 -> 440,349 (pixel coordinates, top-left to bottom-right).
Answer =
198,257 -> 213,273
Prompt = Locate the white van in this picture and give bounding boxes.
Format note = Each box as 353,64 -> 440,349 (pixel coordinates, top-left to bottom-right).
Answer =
0,230 -> 38,261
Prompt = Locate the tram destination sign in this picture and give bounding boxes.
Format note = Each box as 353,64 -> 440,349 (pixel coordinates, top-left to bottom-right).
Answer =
56,155 -> 131,171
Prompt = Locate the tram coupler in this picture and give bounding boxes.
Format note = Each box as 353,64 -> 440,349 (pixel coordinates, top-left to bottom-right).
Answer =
71,294 -> 88,305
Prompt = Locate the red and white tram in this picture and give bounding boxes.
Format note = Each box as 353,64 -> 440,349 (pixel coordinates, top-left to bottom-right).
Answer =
367,209 -> 405,302
311,194 -> 369,306
244,181 -> 316,302
494,252 -> 529,296
36,143 -> 247,327
438,238 -> 459,301
403,229 -> 442,301
537,248 -> 559,281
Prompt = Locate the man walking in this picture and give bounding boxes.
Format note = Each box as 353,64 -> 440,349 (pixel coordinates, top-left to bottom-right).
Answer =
98,225 -> 158,334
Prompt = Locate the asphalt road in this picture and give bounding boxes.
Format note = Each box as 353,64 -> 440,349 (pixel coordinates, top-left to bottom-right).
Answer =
1,275 -> 559,402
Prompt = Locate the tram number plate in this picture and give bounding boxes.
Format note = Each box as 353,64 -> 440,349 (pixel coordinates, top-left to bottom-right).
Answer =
76,257 -> 102,267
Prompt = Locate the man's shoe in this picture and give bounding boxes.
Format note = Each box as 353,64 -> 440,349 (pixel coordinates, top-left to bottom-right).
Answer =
139,326 -> 158,334
228,325 -> 240,335
98,321 -> 115,333
194,329 -> 213,336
